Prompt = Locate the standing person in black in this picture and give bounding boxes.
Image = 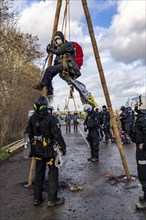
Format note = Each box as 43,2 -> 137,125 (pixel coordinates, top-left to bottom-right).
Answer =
134,97 -> 146,209
33,31 -> 81,95
84,104 -> 100,162
120,106 -> 134,141
73,112 -> 79,132
27,96 -> 66,207
101,105 -> 113,143
94,107 -> 104,141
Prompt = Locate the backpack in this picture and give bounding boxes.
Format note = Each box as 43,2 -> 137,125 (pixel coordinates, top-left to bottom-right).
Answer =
31,119 -> 53,158
71,42 -> 84,69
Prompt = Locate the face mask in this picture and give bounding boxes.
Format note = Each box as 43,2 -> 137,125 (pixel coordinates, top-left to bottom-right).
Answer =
55,38 -> 63,46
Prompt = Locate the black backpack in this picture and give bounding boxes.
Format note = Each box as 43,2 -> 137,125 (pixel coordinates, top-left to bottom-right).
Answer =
31,118 -> 54,158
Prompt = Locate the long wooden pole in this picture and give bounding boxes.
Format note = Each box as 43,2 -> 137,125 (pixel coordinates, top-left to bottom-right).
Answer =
42,0 -> 63,96
27,0 -> 63,187
82,0 -> 131,180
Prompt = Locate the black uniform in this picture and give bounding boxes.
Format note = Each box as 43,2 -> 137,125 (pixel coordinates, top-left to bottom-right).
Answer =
135,110 -> 146,200
27,108 -> 66,203
101,109 -> 113,142
40,31 -> 81,94
120,107 -> 134,136
84,110 -> 100,159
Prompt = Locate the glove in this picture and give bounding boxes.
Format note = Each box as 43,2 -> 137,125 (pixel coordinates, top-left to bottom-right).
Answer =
46,44 -> 51,53
61,148 -> 66,156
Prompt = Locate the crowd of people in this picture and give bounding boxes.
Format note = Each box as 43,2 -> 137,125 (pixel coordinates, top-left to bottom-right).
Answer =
24,96 -> 146,210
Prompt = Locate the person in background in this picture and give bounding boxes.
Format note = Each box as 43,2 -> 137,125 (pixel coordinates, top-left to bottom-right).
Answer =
27,96 -> 66,207
94,107 -> 104,141
101,105 -> 114,143
120,106 -> 134,143
73,112 -> 79,132
84,104 -> 100,162
65,111 -> 72,133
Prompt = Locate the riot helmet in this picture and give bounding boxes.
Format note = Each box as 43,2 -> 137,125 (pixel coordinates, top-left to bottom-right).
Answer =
139,96 -> 146,111
33,96 -> 48,111
84,104 -> 92,112
120,106 -> 125,111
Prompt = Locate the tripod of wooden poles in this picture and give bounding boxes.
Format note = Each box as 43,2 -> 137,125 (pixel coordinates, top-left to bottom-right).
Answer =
26,0 -> 131,187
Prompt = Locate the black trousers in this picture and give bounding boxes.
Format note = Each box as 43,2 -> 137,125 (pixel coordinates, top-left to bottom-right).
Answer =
88,130 -> 99,159
41,64 -> 63,88
34,158 -> 59,202
136,148 -> 146,198
104,125 -> 113,141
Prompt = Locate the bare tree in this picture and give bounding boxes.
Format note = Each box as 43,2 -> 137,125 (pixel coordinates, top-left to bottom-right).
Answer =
0,0 -> 44,146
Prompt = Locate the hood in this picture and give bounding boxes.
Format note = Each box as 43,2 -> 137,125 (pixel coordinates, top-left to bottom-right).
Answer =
55,31 -> 65,41
34,109 -> 48,121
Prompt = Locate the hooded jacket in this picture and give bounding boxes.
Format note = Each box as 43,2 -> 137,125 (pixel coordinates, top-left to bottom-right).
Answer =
47,31 -> 81,78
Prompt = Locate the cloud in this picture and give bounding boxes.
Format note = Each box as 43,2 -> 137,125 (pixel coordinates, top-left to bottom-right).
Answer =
16,0 -> 146,111
98,0 -> 146,64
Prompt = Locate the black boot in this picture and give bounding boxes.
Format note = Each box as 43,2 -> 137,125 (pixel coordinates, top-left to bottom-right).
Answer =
33,83 -> 43,91
47,82 -> 54,96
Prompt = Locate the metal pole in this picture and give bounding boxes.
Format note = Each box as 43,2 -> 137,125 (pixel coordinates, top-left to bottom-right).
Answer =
42,0 -> 63,96
81,0 -> 131,180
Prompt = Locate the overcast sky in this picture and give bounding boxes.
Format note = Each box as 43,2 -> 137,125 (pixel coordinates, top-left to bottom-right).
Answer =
14,0 -> 146,111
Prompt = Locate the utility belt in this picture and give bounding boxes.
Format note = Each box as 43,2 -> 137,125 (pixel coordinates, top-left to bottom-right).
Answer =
33,135 -> 52,147
32,136 -> 54,159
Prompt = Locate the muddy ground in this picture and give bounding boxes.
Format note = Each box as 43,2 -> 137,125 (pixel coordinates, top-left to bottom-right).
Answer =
0,120 -> 146,220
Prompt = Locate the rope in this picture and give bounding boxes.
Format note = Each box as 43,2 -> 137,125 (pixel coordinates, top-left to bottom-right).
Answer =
61,0 -> 69,72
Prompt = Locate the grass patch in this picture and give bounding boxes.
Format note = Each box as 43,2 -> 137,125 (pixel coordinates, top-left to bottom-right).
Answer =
0,150 -> 10,160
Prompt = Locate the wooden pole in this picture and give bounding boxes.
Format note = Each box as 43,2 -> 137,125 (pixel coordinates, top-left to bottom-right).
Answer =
81,0 -> 131,180
27,0 -> 63,187
42,0 -> 63,97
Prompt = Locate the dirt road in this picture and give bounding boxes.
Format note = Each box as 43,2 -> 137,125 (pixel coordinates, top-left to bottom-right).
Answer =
0,121 -> 146,220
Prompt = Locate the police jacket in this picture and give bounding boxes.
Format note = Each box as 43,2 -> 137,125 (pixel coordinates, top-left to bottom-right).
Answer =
101,109 -> 110,126
84,110 -> 100,131
121,107 -> 134,123
135,110 -> 146,150
47,42 -> 81,77
27,109 -> 66,157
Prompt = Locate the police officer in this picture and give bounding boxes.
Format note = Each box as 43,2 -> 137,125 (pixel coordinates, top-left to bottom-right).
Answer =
27,96 -> 66,207
84,104 -> 100,162
33,31 -> 81,95
120,106 -> 134,141
101,105 -> 113,143
134,96 -> 146,209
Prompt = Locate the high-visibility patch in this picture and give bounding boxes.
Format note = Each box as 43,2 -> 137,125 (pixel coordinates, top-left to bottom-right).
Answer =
138,160 -> 146,165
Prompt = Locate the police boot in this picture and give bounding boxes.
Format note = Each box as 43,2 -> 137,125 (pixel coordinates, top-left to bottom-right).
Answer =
34,195 -> 45,206
48,197 -> 65,207
33,83 -> 43,91
91,158 -> 99,162
139,195 -> 145,202
47,81 -> 54,96
136,200 -> 146,209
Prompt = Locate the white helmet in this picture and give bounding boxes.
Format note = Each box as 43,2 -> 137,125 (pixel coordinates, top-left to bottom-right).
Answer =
139,95 -> 146,110
83,104 -> 92,112
47,104 -> 54,111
